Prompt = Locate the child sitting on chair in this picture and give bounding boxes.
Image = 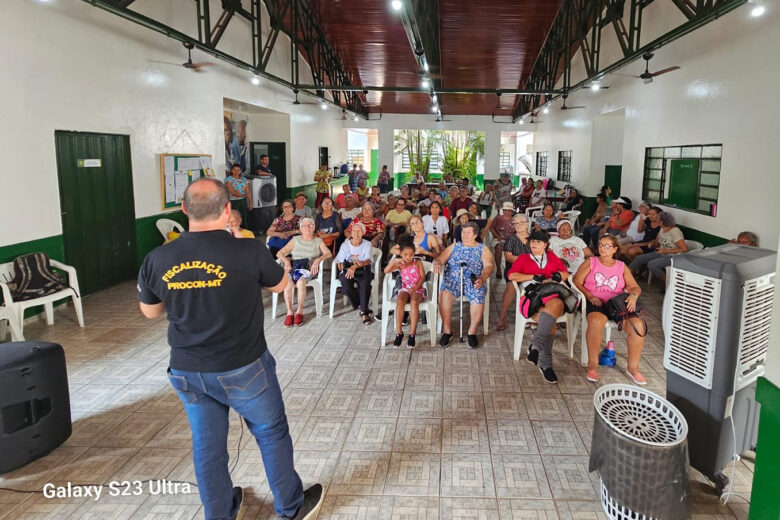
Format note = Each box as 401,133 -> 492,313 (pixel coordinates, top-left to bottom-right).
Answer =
384,234 -> 426,348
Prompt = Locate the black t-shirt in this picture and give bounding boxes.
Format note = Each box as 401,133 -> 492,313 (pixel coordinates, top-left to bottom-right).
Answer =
137,230 -> 284,372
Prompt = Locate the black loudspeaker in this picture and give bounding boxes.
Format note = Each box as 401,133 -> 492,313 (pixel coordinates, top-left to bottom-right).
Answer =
0,341 -> 71,475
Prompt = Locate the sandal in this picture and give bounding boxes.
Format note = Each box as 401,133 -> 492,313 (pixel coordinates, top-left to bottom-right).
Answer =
497,321 -> 506,331
361,311 -> 374,325
586,369 -> 599,383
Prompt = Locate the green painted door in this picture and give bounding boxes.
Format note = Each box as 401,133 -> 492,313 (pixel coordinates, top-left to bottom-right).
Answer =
604,165 -> 622,197
54,131 -> 137,295
667,158 -> 700,210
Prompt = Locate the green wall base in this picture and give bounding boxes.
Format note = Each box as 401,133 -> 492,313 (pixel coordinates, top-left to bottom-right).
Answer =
750,377 -> 780,520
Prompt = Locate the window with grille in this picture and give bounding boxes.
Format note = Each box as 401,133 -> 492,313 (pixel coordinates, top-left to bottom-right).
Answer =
347,149 -> 365,166
535,151 -> 548,177
500,152 -> 511,170
401,151 -> 441,172
642,144 -> 722,215
401,152 -> 410,170
557,151 -> 572,182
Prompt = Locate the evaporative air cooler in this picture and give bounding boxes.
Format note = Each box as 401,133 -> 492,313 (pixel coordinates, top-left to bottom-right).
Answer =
662,243 -> 776,494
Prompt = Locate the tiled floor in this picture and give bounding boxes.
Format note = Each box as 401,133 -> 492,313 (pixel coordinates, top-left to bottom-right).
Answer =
0,278 -> 754,519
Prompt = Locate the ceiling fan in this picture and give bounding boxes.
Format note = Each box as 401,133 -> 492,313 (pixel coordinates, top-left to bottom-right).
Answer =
285,89 -> 319,106
614,52 -> 680,84
494,90 -> 514,110
560,93 -> 586,110
181,42 -> 215,72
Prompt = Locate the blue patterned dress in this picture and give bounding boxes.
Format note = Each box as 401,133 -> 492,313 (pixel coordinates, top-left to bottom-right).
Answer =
440,242 -> 487,304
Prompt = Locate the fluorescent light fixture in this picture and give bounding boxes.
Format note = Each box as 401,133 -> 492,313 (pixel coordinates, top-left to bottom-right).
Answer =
424,63 -> 429,72
751,4 -> 766,16
421,78 -> 430,88
591,82 -> 600,91
250,76 -> 260,85
391,0 -> 403,11
542,107 -> 549,114
320,102 -> 328,110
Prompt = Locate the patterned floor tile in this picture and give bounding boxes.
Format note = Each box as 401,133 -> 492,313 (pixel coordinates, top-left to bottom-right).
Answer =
344,417 -> 397,452
556,500 -> 609,519
328,452 -> 391,495
442,391 -> 486,419
295,416 -> 353,451
562,394 -> 596,422
340,350 -> 378,367
286,366 -> 333,389
399,391 -> 443,418
311,389 -> 364,417
442,420 -> 490,454
95,413 -> 176,448
317,495 -> 383,519
492,454 -> 552,499
443,370 -> 483,391
329,366 -> 371,390
524,394 -> 572,421
497,498 -> 560,519
575,422 -> 594,454
356,390 -> 403,417
439,498 -> 500,519
65,411 -> 131,447
292,450 -> 341,488
486,420 -> 539,455
366,368 -> 408,390
483,392 -> 528,420
532,421 -> 587,456
405,368 -> 444,390
281,387 -> 324,417
542,456 -> 600,501
384,452 -> 441,496
479,369 -> 521,391
378,496 -> 439,519
440,454 -> 496,497
393,418 -> 442,453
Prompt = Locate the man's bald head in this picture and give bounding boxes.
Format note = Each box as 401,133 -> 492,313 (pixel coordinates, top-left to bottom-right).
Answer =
183,178 -> 230,222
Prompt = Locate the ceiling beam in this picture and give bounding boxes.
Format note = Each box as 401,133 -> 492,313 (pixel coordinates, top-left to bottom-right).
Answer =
296,84 -> 563,95
512,0 -> 747,121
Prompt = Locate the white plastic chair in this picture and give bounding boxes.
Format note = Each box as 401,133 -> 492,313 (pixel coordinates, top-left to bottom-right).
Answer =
380,261 -> 439,347
512,281 -> 578,361
570,285 -> 617,366
436,276 -> 491,336
0,259 -> 85,337
647,240 -> 703,283
329,247 -> 382,318
524,205 -> 543,219
271,259 -> 327,320
0,305 -> 24,342
156,218 -> 184,241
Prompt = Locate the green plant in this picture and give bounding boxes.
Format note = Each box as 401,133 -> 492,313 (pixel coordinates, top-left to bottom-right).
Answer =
440,130 -> 484,184
393,130 -> 434,179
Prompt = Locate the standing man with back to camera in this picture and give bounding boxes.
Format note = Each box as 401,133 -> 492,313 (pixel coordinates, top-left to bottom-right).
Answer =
137,178 -> 323,520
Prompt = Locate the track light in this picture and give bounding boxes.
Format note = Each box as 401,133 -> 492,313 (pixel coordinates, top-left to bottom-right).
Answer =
518,119 -> 524,125
391,0 -> 402,11
424,63 -> 429,72
353,115 -> 359,121
542,107 -> 549,114
432,94 -> 437,103
591,82 -> 600,91
320,102 -> 328,110
421,78 -> 430,88
751,4 -> 766,16
431,105 -> 438,113
250,76 -> 260,86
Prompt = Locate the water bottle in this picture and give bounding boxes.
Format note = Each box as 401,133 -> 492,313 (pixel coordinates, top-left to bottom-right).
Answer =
599,340 -> 617,367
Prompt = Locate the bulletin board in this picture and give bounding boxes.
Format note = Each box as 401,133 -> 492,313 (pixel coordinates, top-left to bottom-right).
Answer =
160,154 -> 215,209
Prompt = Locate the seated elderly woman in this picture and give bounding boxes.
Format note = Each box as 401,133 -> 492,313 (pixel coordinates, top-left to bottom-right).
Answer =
497,213 -> 532,330
507,230 -> 569,384
336,221 -> 375,324
267,200 -> 301,256
276,218 -> 332,326
549,220 -> 592,273
628,211 -> 687,283
434,221 -> 494,349
314,196 -> 343,252
573,234 -> 646,385
346,202 -> 386,249
389,214 -> 440,261
338,194 -> 362,226
534,203 -> 560,233
730,231 -> 759,247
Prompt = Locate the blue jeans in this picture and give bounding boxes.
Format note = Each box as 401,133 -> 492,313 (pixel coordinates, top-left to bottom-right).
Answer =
168,351 -> 303,519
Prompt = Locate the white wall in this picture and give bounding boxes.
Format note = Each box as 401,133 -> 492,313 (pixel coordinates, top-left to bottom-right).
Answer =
526,2 -> 780,249
0,0 -> 342,247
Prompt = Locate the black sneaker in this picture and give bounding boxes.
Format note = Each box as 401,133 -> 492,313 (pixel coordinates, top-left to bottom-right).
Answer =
393,334 -> 404,347
407,335 -> 416,348
539,366 -> 559,384
526,347 -> 539,366
439,333 -> 453,348
402,311 -> 410,326
287,483 -> 324,520
230,486 -> 243,519
467,334 -> 479,349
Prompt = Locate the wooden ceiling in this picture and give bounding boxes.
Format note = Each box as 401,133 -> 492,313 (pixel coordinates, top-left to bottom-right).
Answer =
309,0 -> 562,115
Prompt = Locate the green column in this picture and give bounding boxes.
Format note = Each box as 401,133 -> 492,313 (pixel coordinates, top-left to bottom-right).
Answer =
750,377 -> 780,519
369,149 -> 378,185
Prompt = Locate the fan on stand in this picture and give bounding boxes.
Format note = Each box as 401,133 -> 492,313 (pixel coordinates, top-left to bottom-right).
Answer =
613,52 -> 680,84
